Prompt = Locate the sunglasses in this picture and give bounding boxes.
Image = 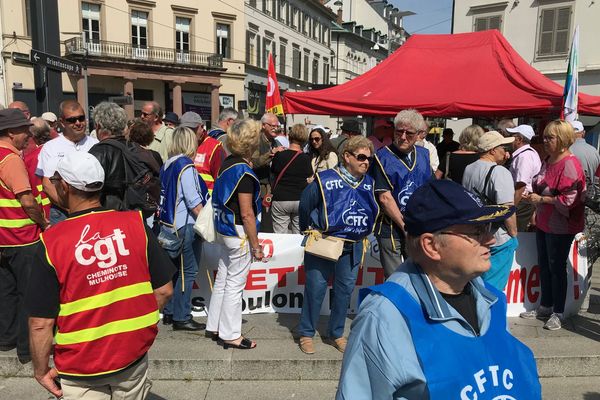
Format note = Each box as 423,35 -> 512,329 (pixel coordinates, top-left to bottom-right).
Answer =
349,152 -> 373,162
64,115 -> 86,124
140,111 -> 154,117
395,128 -> 418,137
309,137 -> 321,143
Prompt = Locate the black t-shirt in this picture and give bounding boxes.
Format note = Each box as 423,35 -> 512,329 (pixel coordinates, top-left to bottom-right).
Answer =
270,150 -> 313,201
26,208 -> 176,319
440,284 -> 480,335
436,140 -> 460,162
445,152 -> 480,184
219,155 -> 256,225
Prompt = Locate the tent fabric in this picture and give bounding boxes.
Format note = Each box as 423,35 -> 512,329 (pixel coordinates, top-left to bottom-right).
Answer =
283,30 -> 600,118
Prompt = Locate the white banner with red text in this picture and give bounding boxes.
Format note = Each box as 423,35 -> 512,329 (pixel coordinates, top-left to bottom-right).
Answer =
190,232 -> 588,318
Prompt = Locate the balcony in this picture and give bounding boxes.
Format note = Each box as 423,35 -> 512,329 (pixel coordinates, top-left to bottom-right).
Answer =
64,37 -> 223,70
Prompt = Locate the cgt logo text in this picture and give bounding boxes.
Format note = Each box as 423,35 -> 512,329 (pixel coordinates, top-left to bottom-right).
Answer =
460,365 -> 516,400
75,224 -> 130,269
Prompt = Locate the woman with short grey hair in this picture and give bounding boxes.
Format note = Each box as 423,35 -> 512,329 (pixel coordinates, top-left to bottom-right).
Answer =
437,124 -> 484,183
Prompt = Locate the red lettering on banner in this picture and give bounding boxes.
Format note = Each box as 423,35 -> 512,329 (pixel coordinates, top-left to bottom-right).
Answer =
297,265 -> 305,285
246,269 -> 267,290
259,239 -> 274,259
527,265 -> 540,304
269,267 -> 295,288
506,268 -> 526,303
368,267 -> 385,285
355,267 -> 364,286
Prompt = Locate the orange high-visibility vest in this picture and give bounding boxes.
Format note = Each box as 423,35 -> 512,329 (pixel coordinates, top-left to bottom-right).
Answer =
194,137 -> 222,194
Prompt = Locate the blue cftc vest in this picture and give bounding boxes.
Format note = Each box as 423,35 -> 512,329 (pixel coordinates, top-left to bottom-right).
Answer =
159,156 -> 208,227
360,282 -> 541,400
374,145 -> 430,213
212,162 -> 261,237
315,169 -> 379,241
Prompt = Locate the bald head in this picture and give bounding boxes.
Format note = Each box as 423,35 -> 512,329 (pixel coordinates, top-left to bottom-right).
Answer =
8,101 -> 31,119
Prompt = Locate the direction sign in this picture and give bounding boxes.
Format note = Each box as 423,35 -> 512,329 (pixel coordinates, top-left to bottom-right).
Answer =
30,49 -> 82,75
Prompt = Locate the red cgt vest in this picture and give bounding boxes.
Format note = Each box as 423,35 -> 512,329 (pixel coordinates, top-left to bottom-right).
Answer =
194,136 -> 222,194
0,146 -> 40,247
41,209 -> 159,378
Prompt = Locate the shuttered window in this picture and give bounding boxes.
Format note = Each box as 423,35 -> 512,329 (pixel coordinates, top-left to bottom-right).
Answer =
538,6 -> 571,57
473,15 -> 502,32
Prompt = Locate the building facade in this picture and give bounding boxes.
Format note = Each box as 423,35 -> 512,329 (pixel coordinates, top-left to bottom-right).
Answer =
453,0 -> 600,128
244,0 -> 337,127
0,0 -> 246,126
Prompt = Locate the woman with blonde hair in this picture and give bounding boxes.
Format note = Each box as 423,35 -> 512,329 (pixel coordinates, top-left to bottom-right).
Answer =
521,120 -> 586,331
297,135 -> 379,354
436,124 -> 485,183
206,119 -> 268,349
270,124 -> 313,233
158,126 -> 208,331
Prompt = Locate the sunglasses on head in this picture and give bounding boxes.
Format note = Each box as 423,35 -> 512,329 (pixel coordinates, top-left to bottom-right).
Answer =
64,115 -> 86,124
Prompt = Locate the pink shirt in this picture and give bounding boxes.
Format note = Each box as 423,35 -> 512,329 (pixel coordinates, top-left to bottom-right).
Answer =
510,145 -> 541,193
532,154 -> 586,234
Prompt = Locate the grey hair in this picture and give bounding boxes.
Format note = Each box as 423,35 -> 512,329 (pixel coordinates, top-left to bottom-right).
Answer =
218,107 -> 239,122
458,124 -> 485,151
261,112 -> 277,124
92,102 -> 127,136
30,118 -> 51,145
393,109 -> 425,131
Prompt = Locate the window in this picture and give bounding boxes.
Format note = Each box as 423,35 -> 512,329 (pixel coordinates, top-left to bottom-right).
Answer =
249,0 -> 257,8
24,0 -> 31,37
82,2 -> 101,53
323,58 -> 329,84
263,37 -> 272,68
246,31 -> 256,65
537,6 -> 571,57
303,51 -> 309,81
292,46 -> 301,79
312,58 -> 319,84
131,10 -> 148,59
176,17 -> 190,53
279,43 -> 286,75
473,15 -> 502,32
291,7 -> 298,29
216,23 -> 230,58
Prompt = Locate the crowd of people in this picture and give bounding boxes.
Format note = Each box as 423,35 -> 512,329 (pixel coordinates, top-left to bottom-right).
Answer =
0,97 -> 596,399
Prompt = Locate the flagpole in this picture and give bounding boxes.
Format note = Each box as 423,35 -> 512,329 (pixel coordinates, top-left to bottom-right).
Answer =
562,25 -> 579,122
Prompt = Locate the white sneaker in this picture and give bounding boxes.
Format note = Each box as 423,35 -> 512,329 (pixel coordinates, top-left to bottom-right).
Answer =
519,306 -> 552,319
543,313 -> 563,331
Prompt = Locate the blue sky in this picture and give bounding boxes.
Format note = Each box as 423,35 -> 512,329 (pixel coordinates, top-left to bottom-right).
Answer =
391,0 -> 454,34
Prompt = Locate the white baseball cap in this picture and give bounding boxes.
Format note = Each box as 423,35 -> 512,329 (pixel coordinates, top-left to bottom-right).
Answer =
506,125 -> 535,141
41,112 -> 57,123
56,153 -> 104,192
477,131 -> 515,152
569,120 -> 584,133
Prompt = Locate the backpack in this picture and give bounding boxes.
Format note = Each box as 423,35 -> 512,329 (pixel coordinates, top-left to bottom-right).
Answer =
101,139 -> 161,217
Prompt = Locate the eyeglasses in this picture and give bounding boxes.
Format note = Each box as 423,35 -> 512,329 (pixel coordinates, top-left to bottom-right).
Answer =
395,128 -> 418,137
543,135 -> 557,142
309,137 -> 321,143
349,152 -> 373,162
438,223 -> 493,244
64,115 -> 86,124
140,111 -> 154,117
265,122 -> 281,130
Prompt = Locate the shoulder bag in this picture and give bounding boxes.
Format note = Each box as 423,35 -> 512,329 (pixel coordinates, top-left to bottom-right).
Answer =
303,230 -> 345,262
263,151 -> 302,208
194,200 -> 216,242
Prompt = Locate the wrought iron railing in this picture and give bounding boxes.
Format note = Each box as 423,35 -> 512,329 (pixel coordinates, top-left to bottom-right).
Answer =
64,37 -> 223,69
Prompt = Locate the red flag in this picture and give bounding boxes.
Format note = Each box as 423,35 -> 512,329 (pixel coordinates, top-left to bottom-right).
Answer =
266,53 -> 284,116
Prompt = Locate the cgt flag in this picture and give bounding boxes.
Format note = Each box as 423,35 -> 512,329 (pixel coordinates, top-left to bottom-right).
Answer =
562,25 -> 579,121
266,53 -> 284,116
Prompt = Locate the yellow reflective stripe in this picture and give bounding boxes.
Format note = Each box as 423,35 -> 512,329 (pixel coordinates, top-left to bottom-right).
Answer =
41,198 -> 51,206
34,194 -> 51,206
55,310 -> 159,345
58,282 -> 154,317
199,173 -> 215,182
36,184 -> 43,191
0,199 -> 22,207
0,217 -> 35,228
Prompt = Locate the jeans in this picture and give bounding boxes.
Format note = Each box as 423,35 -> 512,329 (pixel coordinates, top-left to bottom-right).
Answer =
0,244 -> 36,358
484,236 -> 518,291
271,200 -> 301,234
163,224 -> 201,322
376,235 -> 406,279
298,244 -> 361,339
537,231 -> 574,314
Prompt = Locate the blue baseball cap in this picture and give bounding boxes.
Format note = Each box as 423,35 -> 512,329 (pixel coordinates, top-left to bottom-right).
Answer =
404,180 -> 514,236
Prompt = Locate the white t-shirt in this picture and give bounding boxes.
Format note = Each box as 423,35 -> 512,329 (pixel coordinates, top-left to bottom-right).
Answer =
36,134 -> 99,177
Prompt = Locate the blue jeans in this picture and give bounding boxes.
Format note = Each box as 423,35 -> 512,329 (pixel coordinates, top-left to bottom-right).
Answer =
163,224 -> 202,322
537,231 -> 574,314
483,236 -> 518,291
298,244 -> 360,339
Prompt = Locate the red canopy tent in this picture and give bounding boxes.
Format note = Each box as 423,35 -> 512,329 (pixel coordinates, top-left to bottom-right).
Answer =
283,30 -> 600,118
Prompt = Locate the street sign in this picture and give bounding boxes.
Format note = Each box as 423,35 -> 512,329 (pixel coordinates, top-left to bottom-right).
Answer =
30,49 -> 82,75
